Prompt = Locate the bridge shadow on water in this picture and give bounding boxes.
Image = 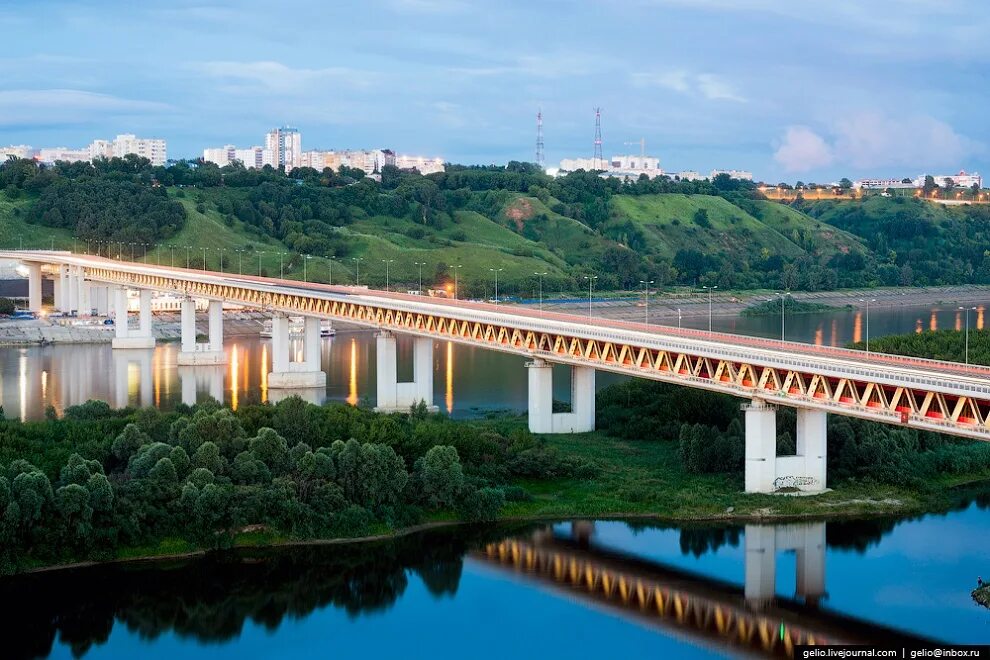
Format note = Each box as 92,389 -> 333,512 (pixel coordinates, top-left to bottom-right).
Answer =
0,515 -> 956,660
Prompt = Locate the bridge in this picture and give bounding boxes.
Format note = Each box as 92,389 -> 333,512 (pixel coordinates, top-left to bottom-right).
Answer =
473,522 -> 939,658
6,250 -> 990,493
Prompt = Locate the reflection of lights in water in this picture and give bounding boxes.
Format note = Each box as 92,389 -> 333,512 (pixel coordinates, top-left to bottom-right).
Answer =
153,347 -> 161,408
41,370 -> 47,401
853,312 -> 862,344
956,311 -> 962,332
347,338 -> 358,406
230,345 -> 239,411
915,319 -> 922,334
19,353 -> 27,421
814,324 -> 823,346
979,306 -> 985,330
260,344 -> 268,403
930,311 -> 937,332
128,362 -> 139,406
830,319 -> 838,347
446,341 -> 454,414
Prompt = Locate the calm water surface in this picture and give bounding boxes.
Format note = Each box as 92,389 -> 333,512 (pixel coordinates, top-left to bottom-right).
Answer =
6,503 -> 990,659
1,301 -> 985,421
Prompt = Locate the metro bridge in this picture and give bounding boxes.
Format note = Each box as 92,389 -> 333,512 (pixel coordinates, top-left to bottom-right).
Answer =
7,249 -> 990,493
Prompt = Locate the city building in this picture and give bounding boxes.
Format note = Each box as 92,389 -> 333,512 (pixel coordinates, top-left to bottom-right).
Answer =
852,178 -> 915,190
674,170 -> 705,181
394,154 -> 445,175
558,157 -> 603,172
202,145 -> 236,166
265,126 -> 302,170
1,145 -> 33,159
914,171 -> 983,189
711,169 -> 753,181
610,154 -> 661,172
300,150 -> 343,171
36,134 -> 167,166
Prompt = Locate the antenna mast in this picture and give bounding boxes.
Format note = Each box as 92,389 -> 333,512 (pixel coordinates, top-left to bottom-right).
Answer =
536,109 -> 545,169
593,107 -> 603,170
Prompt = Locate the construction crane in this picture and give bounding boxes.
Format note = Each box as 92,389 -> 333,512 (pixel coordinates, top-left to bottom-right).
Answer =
623,138 -> 646,157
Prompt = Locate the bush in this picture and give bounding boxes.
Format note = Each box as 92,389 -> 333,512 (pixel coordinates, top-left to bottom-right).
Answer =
457,487 -> 505,522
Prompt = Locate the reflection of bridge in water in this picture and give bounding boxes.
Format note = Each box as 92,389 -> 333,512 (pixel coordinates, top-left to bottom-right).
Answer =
473,522 -> 938,658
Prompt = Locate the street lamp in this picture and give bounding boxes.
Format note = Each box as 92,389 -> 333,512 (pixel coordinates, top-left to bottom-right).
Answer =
677,308 -> 682,329
382,259 -> 394,290
534,271 -> 548,312
303,254 -> 311,282
353,257 -> 363,285
328,256 -> 336,286
703,285 -> 718,331
583,274 -> 598,320
236,249 -> 243,275
279,252 -> 285,278
769,291 -> 788,341
640,279 -> 654,325
169,245 -> 175,268
414,261 -> 426,293
201,247 -> 208,270
489,267 -> 503,305
185,246 -> 192,268
454,264 -> 463,300
218,247 -> 225,273
859,298 -> 877,353
960,306 -> 978,364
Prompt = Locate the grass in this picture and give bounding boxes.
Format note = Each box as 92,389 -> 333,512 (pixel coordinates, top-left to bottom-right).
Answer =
503,429 -> 930,521
0,196 -> 75,250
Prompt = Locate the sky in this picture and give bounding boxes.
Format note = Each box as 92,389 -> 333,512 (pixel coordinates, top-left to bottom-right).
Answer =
1,0 -> 987,182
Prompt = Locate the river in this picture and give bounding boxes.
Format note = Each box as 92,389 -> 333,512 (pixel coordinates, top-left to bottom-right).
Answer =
5,502 -> 990,659
0,301 -> 985,421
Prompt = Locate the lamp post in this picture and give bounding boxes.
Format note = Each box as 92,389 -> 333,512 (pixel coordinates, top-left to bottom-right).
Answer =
236,249 -> 243,275
583,274 -> 598,321
769,291 -> 788,341
414,261 -> 425,293
279,252 -> 284,279
353,257 -> 363,285
535,271 -> 548,312
218,247 -> 224,273
328,256 -> 335,286
303,254 -> 311,282
489,267 -> 503,305
258,251 -> 264,276
859,298 -> 877,353
960,306 -> 978,364
130,243 -> 136,261
640,279 -> 654,325
454,264 -> 463,300
703,285 -> 718,331
677,308 -> 682,329
382,259 -> 394,290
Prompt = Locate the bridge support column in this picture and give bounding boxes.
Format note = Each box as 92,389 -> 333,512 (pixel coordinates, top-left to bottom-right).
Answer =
77,271 -> 91,316
26,263 -> 42,313
268,314 -> 326,389
745,523 -> 826,609
527,359 -> 595,434
178,299 -> 226,365
93,285 -> 109,316
745,401 -> 828,494
67,267 -> 79,314
111,287 -> 156,349
374,331 -> 436,412
53,267 -> 66,312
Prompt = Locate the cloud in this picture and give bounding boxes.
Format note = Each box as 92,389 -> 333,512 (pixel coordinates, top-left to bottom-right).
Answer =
773,113 -> 979,173
773,126 -> 834,172
631,70 -> 745,102
192,61 -> 377,94
0,89 -> 170,127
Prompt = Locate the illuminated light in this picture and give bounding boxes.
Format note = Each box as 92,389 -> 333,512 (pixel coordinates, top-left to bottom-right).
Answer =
346,338 -> 358,406
852,312 -> 862,344
915,319 -> 922,334
930,310 -> 937,332
956,311 -> 963,332
814,325 -> 823,347
41,369 -> 47,400
260,344 -> 268,403
830,319 -> 838,347
445,341 -> 454,414
19,354 -> 27,421
230,344 -> 239,411
979,306 -> 985,331
14,264 -> 29,278
153,347 -> 161,408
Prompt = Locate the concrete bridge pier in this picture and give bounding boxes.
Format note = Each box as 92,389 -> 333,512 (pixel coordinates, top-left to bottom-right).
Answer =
54,266 -> 67,313
178,365 -> 225,406
744,400 -> 827,493
374,331 -> 436,412
745,523 -> 826,609
26,262 -> 42,313
92,285 -> 110,316
111,287 -> 156,349
178,299 -> 226,365
76,268 -> 91,316
526,359 -> 595,434
268,314 -> 326,389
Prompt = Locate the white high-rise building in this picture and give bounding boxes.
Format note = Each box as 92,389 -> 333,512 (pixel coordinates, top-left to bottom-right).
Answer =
235,147 -> 275,169
265,126 -> 302,170
109,134 -> 167,165
915,171 -> 983,189
203,145 -> 237,166
711,169 -> 753,181
38,147 -> 91,163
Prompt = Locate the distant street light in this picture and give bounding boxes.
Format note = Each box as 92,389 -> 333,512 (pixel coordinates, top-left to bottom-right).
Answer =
535,271 -> 548,312
279,252 -> 284,278
584,274 -> 598,321
960,306 -> 978,364
677,307 -> 682,329
328,256 -> 336,286
169,245 -> 175,268
218,247 -> 225,273
860,298 -> 877,353
382,259 -> 395,290
414,261 -> 426,293
258,251 -> 264,276
703,285 -> 718,331
353,257 -> 363,285
201,247 -> 208,270
303,254 -> 311,282
185,246 -> 191,268
454,264 -> 463,300
640,279 -> 654,325
769,291 -> 789,341
489,267 -> 503,305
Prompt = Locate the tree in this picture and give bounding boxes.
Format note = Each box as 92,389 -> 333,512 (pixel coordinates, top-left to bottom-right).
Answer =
249,428 -> 290,474
457,487 -> 505,522
838,178 -> 853,190
414,445 -> 465,509
922,175 -> 937,196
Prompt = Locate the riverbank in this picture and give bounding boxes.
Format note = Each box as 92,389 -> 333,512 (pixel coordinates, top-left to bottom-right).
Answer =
537,284 -> 990,323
